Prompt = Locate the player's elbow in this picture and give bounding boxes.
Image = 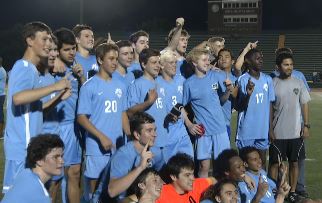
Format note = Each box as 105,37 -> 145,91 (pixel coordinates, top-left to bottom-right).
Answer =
13,94 -> 25,105
108,183 -> 118,198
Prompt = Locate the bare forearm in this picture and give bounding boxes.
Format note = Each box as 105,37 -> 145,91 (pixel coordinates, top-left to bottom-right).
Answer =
13,84 -> 57,105
122,112 -> 131,136
301,103 -> 309,124
43,91 -> 64,110
127,102 -> 152,117
167,26 -> 182,51
77,115 -> 105,141
235,48 -> 248,71
108,166 -> 144,197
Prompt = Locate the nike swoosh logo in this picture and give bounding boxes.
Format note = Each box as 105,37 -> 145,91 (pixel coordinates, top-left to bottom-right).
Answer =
98,92 -> 103,95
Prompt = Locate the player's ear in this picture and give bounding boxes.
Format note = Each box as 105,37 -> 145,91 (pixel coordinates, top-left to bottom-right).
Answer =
97,57 -> 103,65
215,196 -> 222,203
138,182 -> 146,190
244,162 -> 248,168
75,37 -> 81,44
133,131 -> 140,140
170,174 -> 177,182
26,37 -> 34,47
141,62 -> 146,70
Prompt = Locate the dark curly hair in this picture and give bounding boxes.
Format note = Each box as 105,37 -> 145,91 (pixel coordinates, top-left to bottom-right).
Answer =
214,149 -> 239,180
25,134 -> 64,169
200,179 -> 237,202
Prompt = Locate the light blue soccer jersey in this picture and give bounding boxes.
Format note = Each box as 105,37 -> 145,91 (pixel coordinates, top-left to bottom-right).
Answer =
127,61 -> 141,73
128,76 -> 169,147
109,141 -> 163,199
78,75 -> 127,155
39,73 -> 60,135
246,170 -> 276,203
183,70 -> 226,135
75,52 -> 99,80
236,72 -> 275,140
55,66 -> 80,125
238,170 -> 276,203
218,70 -> 238,126
4,59 -> 43,161
1,169 -> 51,203
112,70 -> 135,88
0,66 -> 7,96
156,75 -> 187,145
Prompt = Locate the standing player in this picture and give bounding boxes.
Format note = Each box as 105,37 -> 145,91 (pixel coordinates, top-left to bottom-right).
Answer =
128,30 -> 149,78
183,49 -> 230,177
73,24 -> 98,80
217,48 -> 238,139
2,134 -> 64,203
127,48 -> 169,168
0,57 -> 7,138
235,48 -> 275,169
271,47 -> 310,198
53,28 -> 85,203
39,35 -> 72,135
77,43 -> 128,200
165,18 -> 190,77
3,22 -> 70,193
113,40 -> 135,87
269,53 -> 310,203
156,49 -> 195,159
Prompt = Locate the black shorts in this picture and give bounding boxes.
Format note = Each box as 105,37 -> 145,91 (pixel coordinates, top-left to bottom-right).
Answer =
269,138 -> 305,164
0,95 -> 5,122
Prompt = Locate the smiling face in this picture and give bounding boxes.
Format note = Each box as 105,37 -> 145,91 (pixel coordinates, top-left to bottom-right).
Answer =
141,173 -> 163,199
161,51 -> 177,78
28,31 -> 52,59
226,156 -> 246,181
194,53 -> 210,74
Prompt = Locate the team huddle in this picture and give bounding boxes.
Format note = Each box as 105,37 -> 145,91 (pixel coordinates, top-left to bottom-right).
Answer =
1,18 -> 311,203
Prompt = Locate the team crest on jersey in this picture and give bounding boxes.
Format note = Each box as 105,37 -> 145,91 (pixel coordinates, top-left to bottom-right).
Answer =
115,88 -> 122,98
263,83 -> 268,91
293,88 -> 299,95
160,88 -> 165,96
178,85 -> 183,94
211,83 -> 218,90
92,63 -> 99,71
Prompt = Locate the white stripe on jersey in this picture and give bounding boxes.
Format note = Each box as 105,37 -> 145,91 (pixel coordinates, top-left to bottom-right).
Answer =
24,111 -> 31,148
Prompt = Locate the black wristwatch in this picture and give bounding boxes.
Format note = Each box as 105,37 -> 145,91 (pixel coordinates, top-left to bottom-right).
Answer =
304,124 -> 311,129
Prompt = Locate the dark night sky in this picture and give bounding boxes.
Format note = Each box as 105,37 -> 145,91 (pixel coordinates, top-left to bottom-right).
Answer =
1,0 -> 322,32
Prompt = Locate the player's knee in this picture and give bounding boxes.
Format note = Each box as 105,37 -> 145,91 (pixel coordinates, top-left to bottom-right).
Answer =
67,165 -> 81,179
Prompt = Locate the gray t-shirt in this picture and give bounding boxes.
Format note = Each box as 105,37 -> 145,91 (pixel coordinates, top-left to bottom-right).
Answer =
272,77 -> 311,139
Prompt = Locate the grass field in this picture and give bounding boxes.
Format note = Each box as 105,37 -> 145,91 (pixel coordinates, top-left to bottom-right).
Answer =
0,91 -> 321,200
